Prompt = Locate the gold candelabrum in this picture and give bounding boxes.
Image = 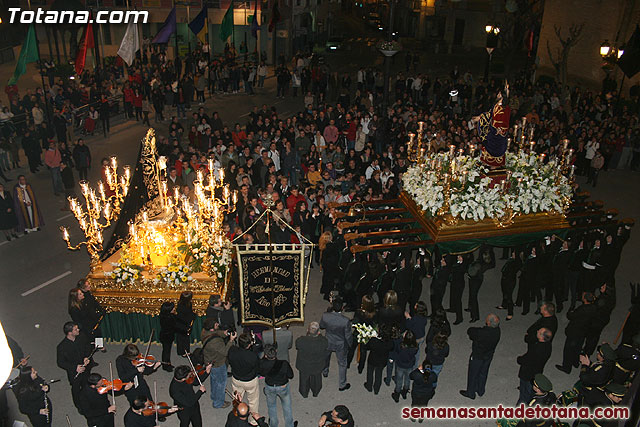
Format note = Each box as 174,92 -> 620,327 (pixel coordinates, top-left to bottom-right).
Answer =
61,157 -> 131,272
406,121 -> 437,165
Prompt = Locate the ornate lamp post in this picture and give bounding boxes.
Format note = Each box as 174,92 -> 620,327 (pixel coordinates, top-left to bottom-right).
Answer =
484,24 -> 500,81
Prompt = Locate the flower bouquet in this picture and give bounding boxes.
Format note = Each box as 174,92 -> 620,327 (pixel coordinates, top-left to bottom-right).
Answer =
106,243 -> 143,286
353,323 -> 378,344
156,253 -> 193,287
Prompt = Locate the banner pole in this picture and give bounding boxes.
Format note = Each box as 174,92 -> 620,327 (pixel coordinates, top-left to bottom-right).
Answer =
266,206 -> 277,344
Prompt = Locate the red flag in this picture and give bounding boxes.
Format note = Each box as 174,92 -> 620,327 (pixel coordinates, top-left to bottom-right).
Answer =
75,19 -> 95,75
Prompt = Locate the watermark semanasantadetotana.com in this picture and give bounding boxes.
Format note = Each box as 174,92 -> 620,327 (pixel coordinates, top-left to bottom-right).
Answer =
8,8 -> 148,24
401,404 -> 630,421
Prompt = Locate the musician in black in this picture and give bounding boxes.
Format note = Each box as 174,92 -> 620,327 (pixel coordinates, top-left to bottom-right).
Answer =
56,321 -> 93,409
176,291 -> 196,357
160,301 -> 178,372
318,405 -> 354,427
12,366 -> 51,427
79,278 -> 106,342
429,255 -> 449,315
169,365 -> 209,427
124,395 -> 178,427
497,249 -> 521,321
116,344 -> 162,404
78,373 -> 117,427
555,292 -> 597,374
447,255 -> 467,325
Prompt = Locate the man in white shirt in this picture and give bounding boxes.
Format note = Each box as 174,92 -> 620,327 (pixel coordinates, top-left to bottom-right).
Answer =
32,104 -> 44,126
257,62 -> 268,88
268,142 -> 281,172
365,159 -> 380,180
585,139 -> 599,161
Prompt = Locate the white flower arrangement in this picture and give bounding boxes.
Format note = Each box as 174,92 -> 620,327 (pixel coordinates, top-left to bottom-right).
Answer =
403,152 -> 572,221
204,237 -> 233,279
105,243 -> 143,286
353,323 -> 378,345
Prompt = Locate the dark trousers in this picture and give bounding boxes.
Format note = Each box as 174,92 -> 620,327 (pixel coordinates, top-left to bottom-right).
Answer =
566,271 -> 580,310
517,378 -> 534,406
561,335 -> 585,371
161,336 -> 173,365
86,413 -> 114,427
77,167 -> 88,180
298,370 -> 322,397
176,333 -> 190,357
450,282 -> 464,322
101,116 -> 109,137
347,344 -> 367,372
366,363 -> 384,394
430,286 -> 444,314
177,405 -> 202,427
468,278 -> 482,321
27,153 -> 40,173
584,326 -> 606,356
465,356 -> 493,398
411,390 -> 434,407
501,278 -> 516,316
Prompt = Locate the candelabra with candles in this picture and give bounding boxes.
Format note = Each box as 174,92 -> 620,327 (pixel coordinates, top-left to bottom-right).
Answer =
406,122 -> 436,164
61,159 -> 131,272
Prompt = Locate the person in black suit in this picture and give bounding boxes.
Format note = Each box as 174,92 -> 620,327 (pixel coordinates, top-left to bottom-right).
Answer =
467,259 -> 484,323
430,255 -> 449,315
497,249 -> 521,320
78,279 -> 106,341
566,238 -> 587,311
524,302 -> 558,345
363,325 -> 394,395
518,245 -> 540,316
0,183 -> 18,241
555,292 -> 597,374
516,328 -> 553,405
176,291 -> 196,357
159,301 -> 177,372
583,283 -> 616,356
409,250 -> 429,312
448,255 -> 467,325
169,365 -> 209,427
459,314 -> 501,400
224,401 -> 269,427
551,239 -> 570,313
124,395 -> 178,427
295,322 -> 328,398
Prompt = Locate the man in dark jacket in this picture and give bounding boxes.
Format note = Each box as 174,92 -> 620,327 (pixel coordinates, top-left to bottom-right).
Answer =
228,333 -> 261,416
201,318 -> 237,409
78,373 -> 119,427
205,294 -> 236,332
225,401 -> 269,427
259,345 -> 295,427
169,365 -> 208,427
295,322 -> 328,398
498,249 -> 521,320
430,255 -> 449,314
583,283 -> 616,356
525,302 -> 558,344
320,296 -> 353,391
460,313 -> 501,400
448,255 -> 467,325
556,292 -> 597,374
516,328 -> 553,405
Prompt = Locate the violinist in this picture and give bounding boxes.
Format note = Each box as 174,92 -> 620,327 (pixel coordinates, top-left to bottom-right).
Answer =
169,365 -> 209,427
12,366 -> 52,427
56,321 -> 93,409
318,405 -> 354,427
78,373 -> 128,427
116,344 -> 162,404
159,301 -> 178,372
224,401 -> 269,427
176,291 -> 196,357
124,396 -> 178,427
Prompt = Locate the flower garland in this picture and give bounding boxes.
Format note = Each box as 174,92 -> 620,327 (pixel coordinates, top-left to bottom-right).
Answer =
402,152 -> 572,221
178,229 -> 208,273
353,323 -> 378,345
205,237 -> 233,280
106,243 -> 143,286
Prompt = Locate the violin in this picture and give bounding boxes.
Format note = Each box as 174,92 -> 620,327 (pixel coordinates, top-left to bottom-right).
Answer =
185,364 -> 207,385
131,354 -> 157,368
96,378 -> 133,394
140,400 -> 179,417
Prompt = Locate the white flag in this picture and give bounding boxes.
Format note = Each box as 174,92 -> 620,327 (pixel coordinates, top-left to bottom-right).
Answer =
117,21 -> 140,67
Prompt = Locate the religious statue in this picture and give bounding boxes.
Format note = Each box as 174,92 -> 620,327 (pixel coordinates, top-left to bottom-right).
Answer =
471,82 -> 511,169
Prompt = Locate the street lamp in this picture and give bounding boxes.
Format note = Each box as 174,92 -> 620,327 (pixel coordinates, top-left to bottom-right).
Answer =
484,23 -> 500,81
600,40 -> 612,57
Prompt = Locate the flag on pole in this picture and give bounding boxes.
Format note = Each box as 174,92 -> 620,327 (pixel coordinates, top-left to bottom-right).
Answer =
189,7 -> 208,43
251,0 -> 260,38
117,21 -> 140,67
75,20 -> 95,75
8,24 -> 39,86
268,0 -> 280,32
152,7 -> 177,44
219,2 -> 234,42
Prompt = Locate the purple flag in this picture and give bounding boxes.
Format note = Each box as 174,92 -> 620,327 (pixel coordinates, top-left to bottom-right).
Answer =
152,7 -> 177,44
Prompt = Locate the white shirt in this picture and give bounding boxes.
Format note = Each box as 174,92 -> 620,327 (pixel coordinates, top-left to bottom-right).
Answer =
365,164 -> 380,180
269,150 -> 281,171
585,141 -> 599,160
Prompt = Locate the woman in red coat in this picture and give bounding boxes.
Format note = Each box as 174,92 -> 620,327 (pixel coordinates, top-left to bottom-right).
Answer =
133,89 -> 143,121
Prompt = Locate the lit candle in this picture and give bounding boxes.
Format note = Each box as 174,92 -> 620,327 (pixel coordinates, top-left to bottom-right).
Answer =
62,227 -> 69,241
104,203 -> 110,218
563,139 -> 569,151
220,168 -> 224,182
197,170 -> 204,183
98,182 -> 106,201
570,165 -> 575,177
124,166 -> 131,181
110,156 -> 117,170
142,211 -> 148,222
449,145 -> 456,157
418,121 -> 424,132
208,158 -> 214,172
539,153 -> 546,162
233,191 -> 238,205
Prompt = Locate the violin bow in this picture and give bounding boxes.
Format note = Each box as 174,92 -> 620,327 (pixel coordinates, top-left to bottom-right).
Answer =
65,414 -> 72,427
142,329 -> 155,363
154,380 -> 159,426
13,354 -> 29,368
184,352 -> 203,387
108,361 -> 116,405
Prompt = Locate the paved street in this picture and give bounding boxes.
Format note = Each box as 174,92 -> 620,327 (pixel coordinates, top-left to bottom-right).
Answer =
0,19 -> 639,427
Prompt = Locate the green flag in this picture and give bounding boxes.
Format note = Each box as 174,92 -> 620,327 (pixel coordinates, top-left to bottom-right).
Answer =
219,2 -> 234,42
8,24 -> 39,86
